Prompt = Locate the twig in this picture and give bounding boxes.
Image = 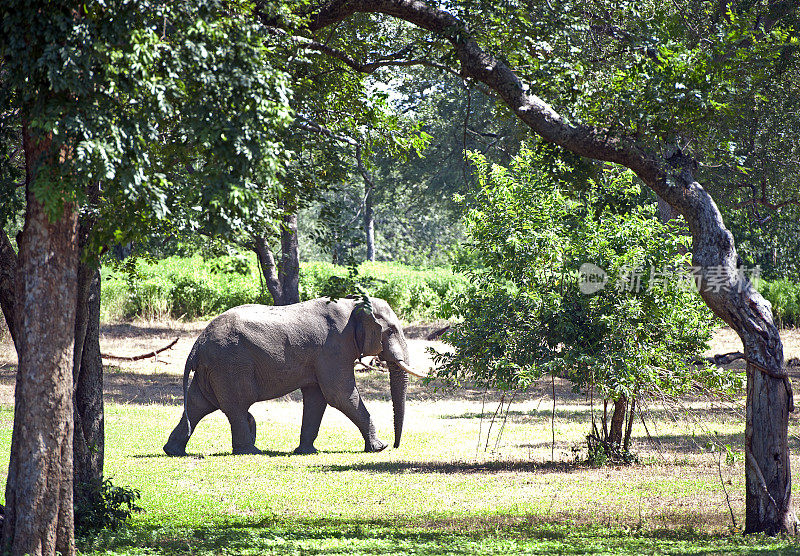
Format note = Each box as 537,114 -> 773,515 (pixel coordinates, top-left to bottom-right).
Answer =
354,357 -> 383,372
101,337 -> 179,361
262,26 -> 461,77
485,393 -> 504,451
717,450 -> 738,530
494,392 -> 515,452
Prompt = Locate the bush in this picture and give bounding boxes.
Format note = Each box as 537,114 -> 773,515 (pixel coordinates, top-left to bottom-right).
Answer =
74,478 -> 142,535
435,149 -> 738,453
102,254 -> 270,321
101,255 -> 467,322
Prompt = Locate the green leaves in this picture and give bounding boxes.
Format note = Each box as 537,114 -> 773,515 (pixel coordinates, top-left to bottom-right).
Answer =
436,147 -> 728,402
0,0 -> 293,242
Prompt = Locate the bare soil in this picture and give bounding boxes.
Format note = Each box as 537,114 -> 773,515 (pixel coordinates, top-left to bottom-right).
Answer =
0,322 -> 799,407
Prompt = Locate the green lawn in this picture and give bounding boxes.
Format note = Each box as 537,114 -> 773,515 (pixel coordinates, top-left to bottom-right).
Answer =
1,375 -> 800,554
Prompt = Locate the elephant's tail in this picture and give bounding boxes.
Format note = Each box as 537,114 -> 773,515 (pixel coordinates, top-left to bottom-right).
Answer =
183,344 -> 198,436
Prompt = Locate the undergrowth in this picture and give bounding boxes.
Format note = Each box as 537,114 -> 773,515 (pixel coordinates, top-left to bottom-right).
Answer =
759,279 -> 800,327
100,256 -> 468,322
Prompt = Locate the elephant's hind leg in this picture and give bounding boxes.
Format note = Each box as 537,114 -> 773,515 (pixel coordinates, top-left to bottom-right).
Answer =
226,409 -> 264,455
294,384 -> 328,455
164,378 -> 217,456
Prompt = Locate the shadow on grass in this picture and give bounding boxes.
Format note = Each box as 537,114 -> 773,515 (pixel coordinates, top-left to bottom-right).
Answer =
314,459 -> 584,474
517,431 -> 747,454
104,370 -> 184,405
76,513 -> 797,555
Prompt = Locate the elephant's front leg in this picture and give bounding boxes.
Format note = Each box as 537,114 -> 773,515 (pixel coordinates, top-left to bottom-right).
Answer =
294,384 -> 328,455
319,373 -> 387,453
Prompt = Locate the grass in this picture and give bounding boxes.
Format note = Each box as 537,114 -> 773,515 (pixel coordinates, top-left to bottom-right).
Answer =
0,373 -> 799,554
101,253 -> 800,329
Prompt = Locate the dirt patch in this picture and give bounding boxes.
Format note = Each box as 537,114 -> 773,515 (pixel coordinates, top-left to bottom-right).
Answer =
707,326 -> 800,361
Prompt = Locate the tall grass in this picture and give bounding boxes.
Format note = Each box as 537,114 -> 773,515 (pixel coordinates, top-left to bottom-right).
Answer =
101,256 -> 468,323
101,255 -> 269,321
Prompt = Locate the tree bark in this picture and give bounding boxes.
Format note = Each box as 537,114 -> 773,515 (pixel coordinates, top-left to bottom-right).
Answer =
253,234 -> 283,304
278,211 -> 300,305
71,183 -> 104,493
253,210 -> 300,306
364,184 -> 375,262
306,0 -> 798,534
72,263 -> 104,491
3,124 -> 78,556
623,397 -> 636,453
355,143 -> 377,262
608,397 -> 626,448
0,228 -> 18,350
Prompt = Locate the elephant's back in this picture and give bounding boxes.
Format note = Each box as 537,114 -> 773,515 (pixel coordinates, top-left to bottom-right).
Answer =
189,301 -> 342,402
214,299 -> 344,338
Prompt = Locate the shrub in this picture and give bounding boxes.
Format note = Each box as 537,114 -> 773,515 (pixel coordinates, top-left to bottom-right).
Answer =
74,478 -> 142,535
434,149 -> 738,453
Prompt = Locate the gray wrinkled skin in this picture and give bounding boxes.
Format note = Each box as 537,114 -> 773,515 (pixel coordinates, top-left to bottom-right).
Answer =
163,297 -> 410,456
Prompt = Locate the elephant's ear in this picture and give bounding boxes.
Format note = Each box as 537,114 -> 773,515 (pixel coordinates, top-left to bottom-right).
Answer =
355,308 -> 383,356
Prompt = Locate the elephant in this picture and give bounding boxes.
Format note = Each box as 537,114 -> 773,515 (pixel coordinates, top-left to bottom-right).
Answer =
163,296 -> 424,456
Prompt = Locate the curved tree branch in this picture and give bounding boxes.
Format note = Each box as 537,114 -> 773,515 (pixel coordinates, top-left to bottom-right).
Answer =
263,25 -> 459,77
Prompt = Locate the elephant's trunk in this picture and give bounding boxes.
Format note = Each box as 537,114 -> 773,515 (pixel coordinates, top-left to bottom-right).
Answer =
388,362 -> 408,448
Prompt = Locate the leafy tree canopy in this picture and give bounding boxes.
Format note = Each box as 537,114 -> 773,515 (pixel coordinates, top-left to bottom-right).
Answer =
0,0 -> 294,252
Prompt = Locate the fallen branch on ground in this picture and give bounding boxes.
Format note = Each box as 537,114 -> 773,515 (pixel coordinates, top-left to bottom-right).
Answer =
427,326 -> 450,340
355,356 -> 384,373
691,351 -> 745,365
101,337 -> 179,361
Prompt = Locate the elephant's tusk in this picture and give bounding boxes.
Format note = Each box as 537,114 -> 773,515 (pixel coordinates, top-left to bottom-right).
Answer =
396,360 -> 428,379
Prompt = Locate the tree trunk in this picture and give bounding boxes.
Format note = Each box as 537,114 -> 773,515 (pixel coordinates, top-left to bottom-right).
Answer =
0,228 -> 18,349
657,195 -> 681,223
278,211 -> 300,304
608,397 -> 626,448
71,184 -> 104,493
3,124 -> 78,556
253,234 -> 283,305
309,0 -> 798,534
623,397 -> 636,453
364,184 -> 375,262
253,210 -> 300,306
72,263 -> 104,491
